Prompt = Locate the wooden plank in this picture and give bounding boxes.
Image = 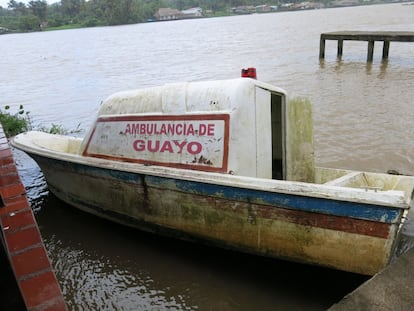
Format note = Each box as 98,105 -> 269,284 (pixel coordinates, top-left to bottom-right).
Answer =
321,31 -> 414,42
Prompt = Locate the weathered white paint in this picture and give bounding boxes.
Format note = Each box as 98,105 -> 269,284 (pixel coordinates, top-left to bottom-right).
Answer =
255,87 -> 273,179
11,78 -> 414,275
84,115 -> 229,170
14,130 -> 414,208
80,78 -> 291,179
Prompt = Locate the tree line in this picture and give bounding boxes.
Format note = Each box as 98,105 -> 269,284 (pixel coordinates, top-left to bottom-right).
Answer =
1,0 -> 167,31
0,0 -> 306,32
0,0 -> 393,33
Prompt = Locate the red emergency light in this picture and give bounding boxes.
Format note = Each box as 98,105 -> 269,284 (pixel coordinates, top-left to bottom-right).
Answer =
241,67 -> 257,79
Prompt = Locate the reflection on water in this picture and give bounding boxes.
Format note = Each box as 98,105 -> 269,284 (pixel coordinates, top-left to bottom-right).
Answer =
12,148 -> 49,212
320,58 -> 390,75
36,195 -> 368,311
12,149 -> 369,310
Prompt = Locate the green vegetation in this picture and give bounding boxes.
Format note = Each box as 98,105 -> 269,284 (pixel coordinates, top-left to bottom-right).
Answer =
43,23 -> 82,31
0,0 -> 397,33
0,104 -> 82,138
0,105 -> 30,137
0,0 -> 176,32
37,122 -> 82,135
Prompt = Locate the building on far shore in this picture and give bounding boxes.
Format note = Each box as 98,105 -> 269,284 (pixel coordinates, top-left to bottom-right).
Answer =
154,1 -> 359,21
0,26 -> 9,34
255,5 -> 279,12
154,7 -> 203,21
181,7 -> 203,18
154,8 -> 183,21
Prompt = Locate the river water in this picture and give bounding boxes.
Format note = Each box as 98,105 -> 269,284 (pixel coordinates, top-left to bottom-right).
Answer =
1,3 -> 414,310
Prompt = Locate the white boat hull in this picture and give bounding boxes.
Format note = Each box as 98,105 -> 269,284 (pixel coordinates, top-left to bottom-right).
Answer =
19,143 -> 410,275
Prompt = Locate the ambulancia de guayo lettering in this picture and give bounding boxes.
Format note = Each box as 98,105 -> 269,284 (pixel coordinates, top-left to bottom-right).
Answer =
124,122 -> 215,136
84,115 -> 229,171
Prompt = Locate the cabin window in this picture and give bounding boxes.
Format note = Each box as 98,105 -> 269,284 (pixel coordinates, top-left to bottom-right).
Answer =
271,93 -> 284,180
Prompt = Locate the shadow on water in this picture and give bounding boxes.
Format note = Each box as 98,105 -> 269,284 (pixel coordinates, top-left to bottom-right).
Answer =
33,193 -> 369,311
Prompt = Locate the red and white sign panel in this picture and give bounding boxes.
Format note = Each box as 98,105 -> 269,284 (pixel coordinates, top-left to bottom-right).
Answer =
83,114 -> 230,172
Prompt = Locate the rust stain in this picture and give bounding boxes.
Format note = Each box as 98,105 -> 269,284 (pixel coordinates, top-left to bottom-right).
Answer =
145,186 -> 392,274
140,175 -> 151,214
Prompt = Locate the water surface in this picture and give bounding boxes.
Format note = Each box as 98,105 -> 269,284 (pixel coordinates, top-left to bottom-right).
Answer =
2,3 -> 414,310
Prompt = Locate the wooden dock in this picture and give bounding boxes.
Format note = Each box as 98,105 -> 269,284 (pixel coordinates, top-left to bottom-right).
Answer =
319,31 -> 414,61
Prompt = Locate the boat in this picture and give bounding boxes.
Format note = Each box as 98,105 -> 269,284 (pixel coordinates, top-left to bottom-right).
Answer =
11,72 -> 414,275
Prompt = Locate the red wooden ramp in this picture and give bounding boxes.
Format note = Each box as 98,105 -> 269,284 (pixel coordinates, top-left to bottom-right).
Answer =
0,124 -> 67,311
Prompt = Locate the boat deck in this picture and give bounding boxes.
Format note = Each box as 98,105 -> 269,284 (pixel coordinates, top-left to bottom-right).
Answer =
0,124 -> 67,310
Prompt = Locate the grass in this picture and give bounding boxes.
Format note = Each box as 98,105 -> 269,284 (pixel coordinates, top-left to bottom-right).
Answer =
0,104 -> 82,138
38,123 -> 82,135
43,23 -> 83,31
0,105 -> 30,137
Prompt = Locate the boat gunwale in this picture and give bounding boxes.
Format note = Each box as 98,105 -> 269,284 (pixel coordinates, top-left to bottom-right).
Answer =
11,131 -> 412,210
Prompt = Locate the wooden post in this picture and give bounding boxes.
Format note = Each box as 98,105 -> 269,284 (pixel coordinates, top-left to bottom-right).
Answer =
382,41 -> 390,59
367,40 -> 375,62
319,36 -> 325,59
320,31 -> 414,62
337,39 -> 343,58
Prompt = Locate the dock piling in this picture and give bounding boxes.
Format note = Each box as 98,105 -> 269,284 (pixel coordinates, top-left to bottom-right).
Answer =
367,40 -> 374,62
319,31 -> 414,62
383,41 -> 390,59
319,37 -> 325,59
338,39 -> 343,57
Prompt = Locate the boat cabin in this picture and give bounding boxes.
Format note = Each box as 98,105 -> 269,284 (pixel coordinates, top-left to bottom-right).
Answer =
80,78 -> 314,182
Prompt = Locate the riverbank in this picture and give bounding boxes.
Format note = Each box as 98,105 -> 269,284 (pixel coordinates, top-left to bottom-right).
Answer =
1,1 -> 409,34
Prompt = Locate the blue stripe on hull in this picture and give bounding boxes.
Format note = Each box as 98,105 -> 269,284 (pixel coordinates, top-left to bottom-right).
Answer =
150,177 -> 401,224
33,155 -> 402,224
